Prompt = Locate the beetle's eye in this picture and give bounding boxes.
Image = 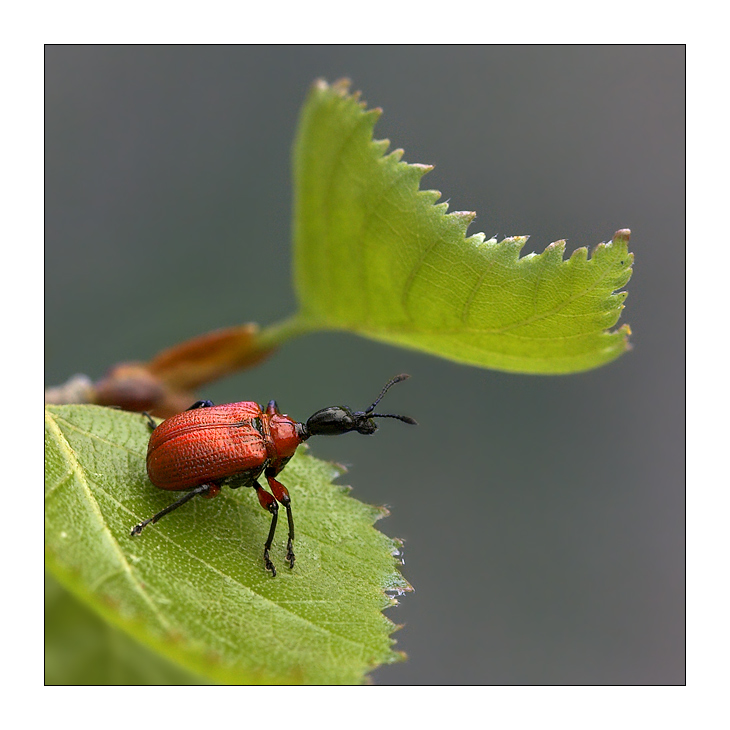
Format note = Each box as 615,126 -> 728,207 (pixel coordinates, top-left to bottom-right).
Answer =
355,418 -> 378,435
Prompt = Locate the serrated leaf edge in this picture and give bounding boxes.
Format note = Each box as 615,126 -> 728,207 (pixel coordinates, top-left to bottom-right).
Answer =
307,79 -> 633,353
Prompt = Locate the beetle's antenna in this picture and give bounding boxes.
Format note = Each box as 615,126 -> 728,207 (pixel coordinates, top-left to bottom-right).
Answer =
364,374 -> 410,415
370,413 -> 418,425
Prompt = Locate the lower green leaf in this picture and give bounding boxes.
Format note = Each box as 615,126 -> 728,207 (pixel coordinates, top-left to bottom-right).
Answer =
45,405 -> 410,685
45,573 -> 207,685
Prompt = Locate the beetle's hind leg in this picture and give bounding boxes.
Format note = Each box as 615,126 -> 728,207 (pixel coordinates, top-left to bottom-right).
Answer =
266,468 -> 295,570
130,483 -> 217,536
253,481 -> 279,576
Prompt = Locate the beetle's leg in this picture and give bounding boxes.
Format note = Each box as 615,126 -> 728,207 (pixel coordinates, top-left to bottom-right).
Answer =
186,399 -> 215,410
142,412 -> 156,431
200,483 -> 221,499
254,481 -> 279,577
266,400 -> 280,416
130,483 -> 216,536
265,468 -> 295,569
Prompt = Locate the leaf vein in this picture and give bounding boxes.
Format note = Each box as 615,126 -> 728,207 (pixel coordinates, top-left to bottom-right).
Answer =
44,466 -> 74,503
401,232 -> 441,317
461,258 -> 497,324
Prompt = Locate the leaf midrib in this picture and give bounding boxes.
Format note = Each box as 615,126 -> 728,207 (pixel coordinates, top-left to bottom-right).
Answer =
45,409 -> 173,633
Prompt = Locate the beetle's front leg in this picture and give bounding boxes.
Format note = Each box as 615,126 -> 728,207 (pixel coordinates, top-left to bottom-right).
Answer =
253,481 -> 279,577
266,468 -> 295,569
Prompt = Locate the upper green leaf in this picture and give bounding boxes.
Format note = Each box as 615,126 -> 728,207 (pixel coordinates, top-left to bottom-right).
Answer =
45,405 -> 410,685
292,79 -> 633,374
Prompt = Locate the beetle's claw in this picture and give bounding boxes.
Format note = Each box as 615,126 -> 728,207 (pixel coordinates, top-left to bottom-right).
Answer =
286,540 -> 295,569
131,517 -> 154,537
263,548 -> 277,577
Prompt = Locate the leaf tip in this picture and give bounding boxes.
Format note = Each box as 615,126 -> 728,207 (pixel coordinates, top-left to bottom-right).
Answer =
504,235 -> 530,257
570,246 -> 588,262
452,210 -> 477,223
373,138 -> 391,156
329,77 -> 351,94
316,77 -> 382,119
619,323 -> 633,350
389,537 -> 411,568
366,107 -> 383,124
612,228 -> 631,244
545,239 -> 567,258
411,162 -> 434,176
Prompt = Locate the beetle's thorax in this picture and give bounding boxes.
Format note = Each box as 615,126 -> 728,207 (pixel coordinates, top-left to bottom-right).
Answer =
266,413 -> 302,460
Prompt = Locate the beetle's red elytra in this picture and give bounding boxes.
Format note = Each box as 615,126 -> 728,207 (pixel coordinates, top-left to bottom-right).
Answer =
131,374 -> 416,576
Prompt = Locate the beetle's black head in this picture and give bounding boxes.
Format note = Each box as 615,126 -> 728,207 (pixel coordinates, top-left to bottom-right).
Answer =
301,374 -> 417,439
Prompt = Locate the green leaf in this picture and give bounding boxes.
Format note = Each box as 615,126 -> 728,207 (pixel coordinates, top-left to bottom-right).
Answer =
45,573 -> 207,685
292,79 -> 633,374
45,405 -> 410,685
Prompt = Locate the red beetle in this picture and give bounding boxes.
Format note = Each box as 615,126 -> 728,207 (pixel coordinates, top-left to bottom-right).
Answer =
131,374 -> 415,576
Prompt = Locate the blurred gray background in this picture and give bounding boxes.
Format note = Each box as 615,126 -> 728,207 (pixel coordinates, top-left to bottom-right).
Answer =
45,46 -> 684,685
